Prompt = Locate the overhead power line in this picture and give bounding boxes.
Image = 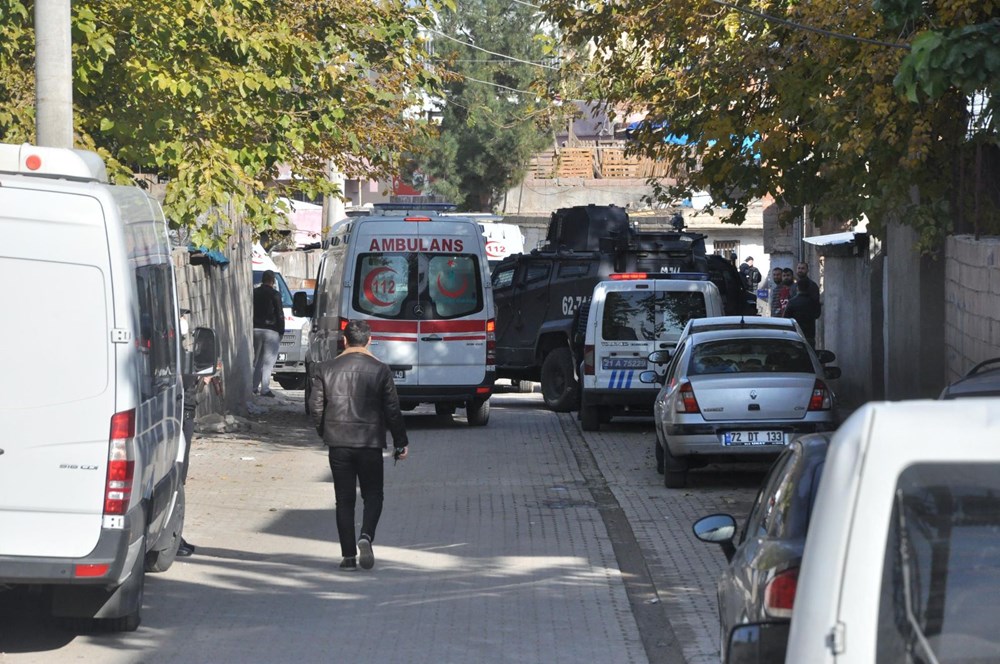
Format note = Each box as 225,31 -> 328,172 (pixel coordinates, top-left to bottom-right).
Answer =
709,0 -> 911,50
428,28 -> 560,70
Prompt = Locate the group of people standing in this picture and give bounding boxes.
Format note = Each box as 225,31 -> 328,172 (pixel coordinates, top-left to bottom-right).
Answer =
766,261 -> 822,347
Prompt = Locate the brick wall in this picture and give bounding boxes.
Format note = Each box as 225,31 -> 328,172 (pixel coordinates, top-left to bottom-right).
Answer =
944,235 -> 1000,382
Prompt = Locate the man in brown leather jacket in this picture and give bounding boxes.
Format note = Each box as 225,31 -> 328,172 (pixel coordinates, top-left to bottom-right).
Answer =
308,320 -> 409,570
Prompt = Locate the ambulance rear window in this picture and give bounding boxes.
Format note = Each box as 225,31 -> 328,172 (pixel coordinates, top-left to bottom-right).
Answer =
353,252 -> 483,320
428,255 -> 482,318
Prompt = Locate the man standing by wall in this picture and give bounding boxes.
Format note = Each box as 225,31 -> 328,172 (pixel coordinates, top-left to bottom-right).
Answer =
739,256 -> 762,290
308,320 -> 409,571
252,269 -> 285,397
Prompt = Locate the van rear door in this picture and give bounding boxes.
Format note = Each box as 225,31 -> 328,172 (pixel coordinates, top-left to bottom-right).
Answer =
421,249 -> 487,385
0,187 -> 115,558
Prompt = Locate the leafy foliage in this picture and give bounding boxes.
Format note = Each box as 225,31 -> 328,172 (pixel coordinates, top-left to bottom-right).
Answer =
405,0 -> 562,211
0,0 -> 442,247
545,0 -> 997,248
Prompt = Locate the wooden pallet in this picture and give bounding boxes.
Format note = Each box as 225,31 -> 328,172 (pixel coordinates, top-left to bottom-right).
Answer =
556,148 -> 595,178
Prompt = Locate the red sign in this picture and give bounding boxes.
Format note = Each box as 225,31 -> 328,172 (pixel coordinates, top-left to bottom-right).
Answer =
368,237 -> 465,253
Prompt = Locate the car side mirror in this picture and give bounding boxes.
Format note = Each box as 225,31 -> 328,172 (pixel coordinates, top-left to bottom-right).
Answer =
823,366 -> 842,380
726,622 -> 791,664
639,370 -> 665,385
647,350 -> 672,364
192,327 -> 218,376
693,514 -> 737,561
815,349 -> 836,364
292,290 -> 314,318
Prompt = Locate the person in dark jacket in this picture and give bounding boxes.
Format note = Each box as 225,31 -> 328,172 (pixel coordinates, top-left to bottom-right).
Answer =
784,275 -> 822,347
252,270 -> 285,396
308,320 -> 409,571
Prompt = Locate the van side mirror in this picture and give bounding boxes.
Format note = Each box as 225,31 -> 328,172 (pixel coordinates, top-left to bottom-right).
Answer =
823,366 -> 842,380
192,327 -> 218,376
816,349 -> 836,364
647,350 -> 672,364
292,291 -> 314,318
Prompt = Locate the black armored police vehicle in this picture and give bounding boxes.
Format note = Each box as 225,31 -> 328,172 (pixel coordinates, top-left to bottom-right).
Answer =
491,204 -> 756,412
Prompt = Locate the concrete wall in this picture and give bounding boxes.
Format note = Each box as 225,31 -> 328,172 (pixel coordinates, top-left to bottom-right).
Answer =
944,235 -> 1000,382
271,249 -> 323,288
818,250 -> 874,410
173,219 -> 254,417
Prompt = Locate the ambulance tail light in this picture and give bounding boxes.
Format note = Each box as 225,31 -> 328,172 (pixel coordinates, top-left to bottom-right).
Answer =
583,345 -> 595,375
486,319 -> 496,365
337,318 -> 349,351
104,410 -> 136,516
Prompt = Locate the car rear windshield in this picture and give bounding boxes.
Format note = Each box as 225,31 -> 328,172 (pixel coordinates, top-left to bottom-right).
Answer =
876,463 -> 1000,663
354,252 -> 483,320
688,338 -> 814,374
602,291 -> 708,341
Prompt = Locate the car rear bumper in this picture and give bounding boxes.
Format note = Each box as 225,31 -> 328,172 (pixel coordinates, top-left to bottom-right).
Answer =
665,419 -> 836,457
398,374 -> 496,406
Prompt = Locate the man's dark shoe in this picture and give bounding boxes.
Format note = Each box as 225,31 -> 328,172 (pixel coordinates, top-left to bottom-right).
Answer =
339,557 -> 357,570
177,539 -> 195,557
357,536 -> 374,570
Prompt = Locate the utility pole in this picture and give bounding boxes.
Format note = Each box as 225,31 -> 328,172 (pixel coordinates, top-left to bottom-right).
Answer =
35,0 -> 74,148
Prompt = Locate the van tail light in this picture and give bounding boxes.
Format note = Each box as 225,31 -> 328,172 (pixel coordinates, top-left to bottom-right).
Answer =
583,344 -> 595,375
337,317 -> 349,351
676,382 -> 700,414
105,410 -> 136,516
764,567 -> 799,618
807,380 -> 832,411
486,319 -> 496,366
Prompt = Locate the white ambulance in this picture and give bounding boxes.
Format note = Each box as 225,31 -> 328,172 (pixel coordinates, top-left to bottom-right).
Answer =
0,143 -> 216,630
578,274 -> 723,431
296,212 -> 496,425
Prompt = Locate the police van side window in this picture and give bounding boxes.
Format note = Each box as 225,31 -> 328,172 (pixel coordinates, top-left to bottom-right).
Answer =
135,264 -> 178,398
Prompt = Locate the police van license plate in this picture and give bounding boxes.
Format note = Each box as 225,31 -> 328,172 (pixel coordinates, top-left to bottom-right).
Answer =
723,431 -> 785,446
602,357 -> 647,370
392,370 -> 406,380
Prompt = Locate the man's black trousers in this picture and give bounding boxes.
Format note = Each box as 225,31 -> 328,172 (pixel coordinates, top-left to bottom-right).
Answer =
328,447 -> 384,559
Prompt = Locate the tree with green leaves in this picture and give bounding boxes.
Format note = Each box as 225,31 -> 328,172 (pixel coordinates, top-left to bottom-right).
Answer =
406,0 -> 562,211
544,0 -> 998,249
0,0 -> 441,247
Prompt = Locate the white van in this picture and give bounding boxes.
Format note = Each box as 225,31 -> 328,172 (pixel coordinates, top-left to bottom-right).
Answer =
251,243 -> 309,389
764,399 -> 1000,663
296,212 -> 496,425
578,274 -> 723,430
0,143 -> 212,630
479,220 -> 525,269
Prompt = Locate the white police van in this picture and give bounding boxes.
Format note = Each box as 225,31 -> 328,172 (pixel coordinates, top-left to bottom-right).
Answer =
0,143 -> 215,630
578,274 -> 723,431
296,211 -> 496,425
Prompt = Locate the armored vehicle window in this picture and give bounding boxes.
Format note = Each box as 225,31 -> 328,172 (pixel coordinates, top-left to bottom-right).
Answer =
522,262 -> 551,284
557,263 -> 591,279
493,267 -> 515,290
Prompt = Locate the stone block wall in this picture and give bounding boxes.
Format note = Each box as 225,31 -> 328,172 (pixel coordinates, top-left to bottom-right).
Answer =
944,235 -> 1000,383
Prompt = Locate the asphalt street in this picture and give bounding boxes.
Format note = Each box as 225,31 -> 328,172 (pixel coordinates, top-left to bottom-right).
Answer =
0,386 -> 767,664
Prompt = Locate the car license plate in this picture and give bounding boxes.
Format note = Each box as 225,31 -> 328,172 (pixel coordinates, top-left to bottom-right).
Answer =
392,370 -> 406,380
277,353 -> 286,362
723,431 -> 786,446
602,357 -> 647,370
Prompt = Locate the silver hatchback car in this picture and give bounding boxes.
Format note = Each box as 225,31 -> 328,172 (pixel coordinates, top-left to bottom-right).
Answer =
642,327 -> 841,488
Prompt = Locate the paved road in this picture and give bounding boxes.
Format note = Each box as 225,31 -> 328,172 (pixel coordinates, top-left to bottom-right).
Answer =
0,387 -> 766,664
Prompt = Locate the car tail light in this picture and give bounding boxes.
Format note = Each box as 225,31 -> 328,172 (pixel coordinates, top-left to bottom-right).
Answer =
105,410 -> 136,516
764,567 -> 799,618
807,380 -> 832,411
486,319 -> 496,366
583,344 -> 595,375
676,382 -> 700,413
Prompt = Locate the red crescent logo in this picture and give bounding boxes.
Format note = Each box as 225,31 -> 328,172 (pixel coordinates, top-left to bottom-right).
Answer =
363,266 -> 396,307
437,273 -> 468,298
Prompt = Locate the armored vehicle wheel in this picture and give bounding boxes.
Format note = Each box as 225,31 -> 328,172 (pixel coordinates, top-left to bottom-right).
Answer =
540,348 -> 578,412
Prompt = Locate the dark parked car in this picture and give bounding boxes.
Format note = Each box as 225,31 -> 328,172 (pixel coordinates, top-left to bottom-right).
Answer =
939,357 -> 1000,399
692,433 -> 830,664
